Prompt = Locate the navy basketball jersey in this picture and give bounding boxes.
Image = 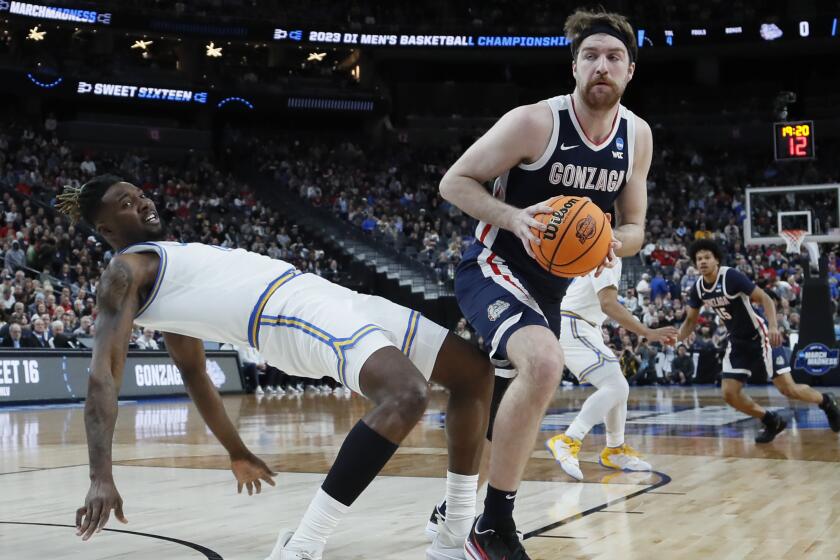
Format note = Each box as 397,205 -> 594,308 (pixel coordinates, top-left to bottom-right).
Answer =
474,94 -> 636,296
687,267 -> 764,340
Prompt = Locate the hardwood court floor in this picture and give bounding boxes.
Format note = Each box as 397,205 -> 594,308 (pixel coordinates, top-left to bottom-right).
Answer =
2,385 -> 840,559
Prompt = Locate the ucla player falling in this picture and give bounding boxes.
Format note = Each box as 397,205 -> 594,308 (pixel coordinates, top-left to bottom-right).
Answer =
678,240 -> 840,443
438,9 -> 652,559
58,176 -> 494,560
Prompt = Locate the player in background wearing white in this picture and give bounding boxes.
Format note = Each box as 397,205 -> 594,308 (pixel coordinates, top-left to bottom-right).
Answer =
545,260 -> 677,480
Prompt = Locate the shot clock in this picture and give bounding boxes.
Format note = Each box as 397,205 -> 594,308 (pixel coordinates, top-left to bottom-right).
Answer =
774,120 -> 815,161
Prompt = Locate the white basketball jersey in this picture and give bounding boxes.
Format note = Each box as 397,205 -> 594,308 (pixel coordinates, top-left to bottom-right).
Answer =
120,242 -> 296,346
560,260 -> 622,327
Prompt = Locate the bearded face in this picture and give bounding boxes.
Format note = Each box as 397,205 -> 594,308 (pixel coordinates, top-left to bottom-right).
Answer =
573,34 -> 634,111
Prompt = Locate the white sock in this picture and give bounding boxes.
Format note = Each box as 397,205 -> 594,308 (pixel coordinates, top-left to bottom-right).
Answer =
605,398 -> 627,448
566,367 -> 629,444
443,471 -> 478,539
285,487 -> 349,553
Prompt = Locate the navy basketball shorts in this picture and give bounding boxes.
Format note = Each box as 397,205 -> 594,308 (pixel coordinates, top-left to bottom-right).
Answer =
455,244 -> 565,369
722,333 -> 792,382
456,244 -> 569,441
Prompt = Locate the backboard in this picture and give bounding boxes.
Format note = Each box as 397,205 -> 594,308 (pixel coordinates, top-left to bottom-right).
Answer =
744,184 -> 840,246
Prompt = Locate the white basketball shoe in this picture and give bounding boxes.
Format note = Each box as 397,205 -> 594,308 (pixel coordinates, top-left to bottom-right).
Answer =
599,444 -> 652,472
545,434 -> 584,481
265,531 -> 322,560
426,519 -> 468,560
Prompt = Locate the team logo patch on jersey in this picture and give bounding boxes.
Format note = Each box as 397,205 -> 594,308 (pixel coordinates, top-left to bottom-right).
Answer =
615,137 -> 624,150
487,300 -> 510,322
575,214 -> 597,244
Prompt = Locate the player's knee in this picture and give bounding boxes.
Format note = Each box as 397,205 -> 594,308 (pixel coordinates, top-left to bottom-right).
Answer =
388,377 -> 430,421
722,386 -> 740,406
522,351 -> 563,391
776,382 -> 797,399
614,373 -> 630,401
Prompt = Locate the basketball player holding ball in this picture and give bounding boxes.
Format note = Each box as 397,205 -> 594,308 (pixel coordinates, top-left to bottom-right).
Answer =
437,9 -> 652,559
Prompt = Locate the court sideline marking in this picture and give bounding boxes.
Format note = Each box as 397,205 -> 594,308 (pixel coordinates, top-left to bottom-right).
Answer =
0,521 -> 224,559
525,470 -> 672,539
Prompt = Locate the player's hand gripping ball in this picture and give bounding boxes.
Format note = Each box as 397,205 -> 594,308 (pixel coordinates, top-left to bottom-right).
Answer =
529,195 -> 613,278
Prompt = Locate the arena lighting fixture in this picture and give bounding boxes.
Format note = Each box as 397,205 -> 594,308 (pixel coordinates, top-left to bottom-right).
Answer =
217,96 -> 254,109
307,52 -> 327,61
26,73 -> 62,88
27,25 -> 45,41
206,42 -> 222,57
131,39 -> 153,50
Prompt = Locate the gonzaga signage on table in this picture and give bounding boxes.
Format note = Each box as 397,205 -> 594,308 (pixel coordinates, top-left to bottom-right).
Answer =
0,351 -> 242,403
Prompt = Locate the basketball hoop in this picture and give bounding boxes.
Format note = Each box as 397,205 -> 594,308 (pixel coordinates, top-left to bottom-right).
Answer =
779,229 -> 808,255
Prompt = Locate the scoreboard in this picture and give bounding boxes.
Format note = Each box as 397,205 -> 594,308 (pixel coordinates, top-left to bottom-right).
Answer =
774,121 -> 815,161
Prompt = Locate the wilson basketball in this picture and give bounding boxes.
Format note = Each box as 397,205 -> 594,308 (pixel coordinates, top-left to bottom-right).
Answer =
529,195 -> 612,278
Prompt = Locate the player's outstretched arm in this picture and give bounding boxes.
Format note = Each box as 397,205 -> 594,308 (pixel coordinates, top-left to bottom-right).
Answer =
598,286 -> 677,344
164,333 -> 276,495
439,104 -> 554,257
677,306 -> 701,342
76,256 -> 139,540
612,117 -> 652,257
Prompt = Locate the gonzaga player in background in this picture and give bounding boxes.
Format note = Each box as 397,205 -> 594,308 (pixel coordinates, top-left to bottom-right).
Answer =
678,240 -> 840,443
59,176 -> 493,560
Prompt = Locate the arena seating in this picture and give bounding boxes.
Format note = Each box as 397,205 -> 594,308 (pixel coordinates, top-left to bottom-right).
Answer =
2,117 -> 837,385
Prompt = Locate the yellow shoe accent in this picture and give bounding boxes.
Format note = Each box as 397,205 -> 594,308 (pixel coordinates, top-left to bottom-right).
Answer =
620,444 -> 641,457
548,434 -> 581,459
600,444 -> 648,470
600,446 -> 621,469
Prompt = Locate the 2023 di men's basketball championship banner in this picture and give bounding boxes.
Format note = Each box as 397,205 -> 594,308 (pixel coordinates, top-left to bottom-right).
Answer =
0,350 -> 243,403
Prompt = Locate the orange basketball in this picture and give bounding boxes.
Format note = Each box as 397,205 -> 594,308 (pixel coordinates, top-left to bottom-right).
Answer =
529,195 -> 612,278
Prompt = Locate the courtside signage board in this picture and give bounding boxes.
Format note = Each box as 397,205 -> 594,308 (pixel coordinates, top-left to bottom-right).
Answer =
794,343 -> 840,376
0,351 -> 242,403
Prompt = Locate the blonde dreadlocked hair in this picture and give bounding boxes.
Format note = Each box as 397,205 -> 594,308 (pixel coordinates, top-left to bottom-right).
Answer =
55,174 -> 124,225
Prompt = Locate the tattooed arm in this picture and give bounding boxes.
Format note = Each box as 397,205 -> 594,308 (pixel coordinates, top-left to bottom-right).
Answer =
75,255 -> 141,540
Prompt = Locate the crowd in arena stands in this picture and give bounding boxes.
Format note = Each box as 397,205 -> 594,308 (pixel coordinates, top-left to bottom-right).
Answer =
249,134 -> 475,285
0,121 -> 349,396
251,132 -> 839,280
249,132 -> 840,385
1,117 -> 838,389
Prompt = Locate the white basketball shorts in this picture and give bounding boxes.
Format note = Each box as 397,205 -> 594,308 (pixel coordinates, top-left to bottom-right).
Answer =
559,312 -> 621,381
253,273 -> 448,395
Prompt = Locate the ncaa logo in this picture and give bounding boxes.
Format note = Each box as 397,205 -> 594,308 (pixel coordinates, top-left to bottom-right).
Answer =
615,137 -> 624,151
794,343 -> 840,375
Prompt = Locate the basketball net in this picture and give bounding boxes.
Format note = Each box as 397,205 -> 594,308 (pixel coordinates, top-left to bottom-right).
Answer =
780,229 -> 819,268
